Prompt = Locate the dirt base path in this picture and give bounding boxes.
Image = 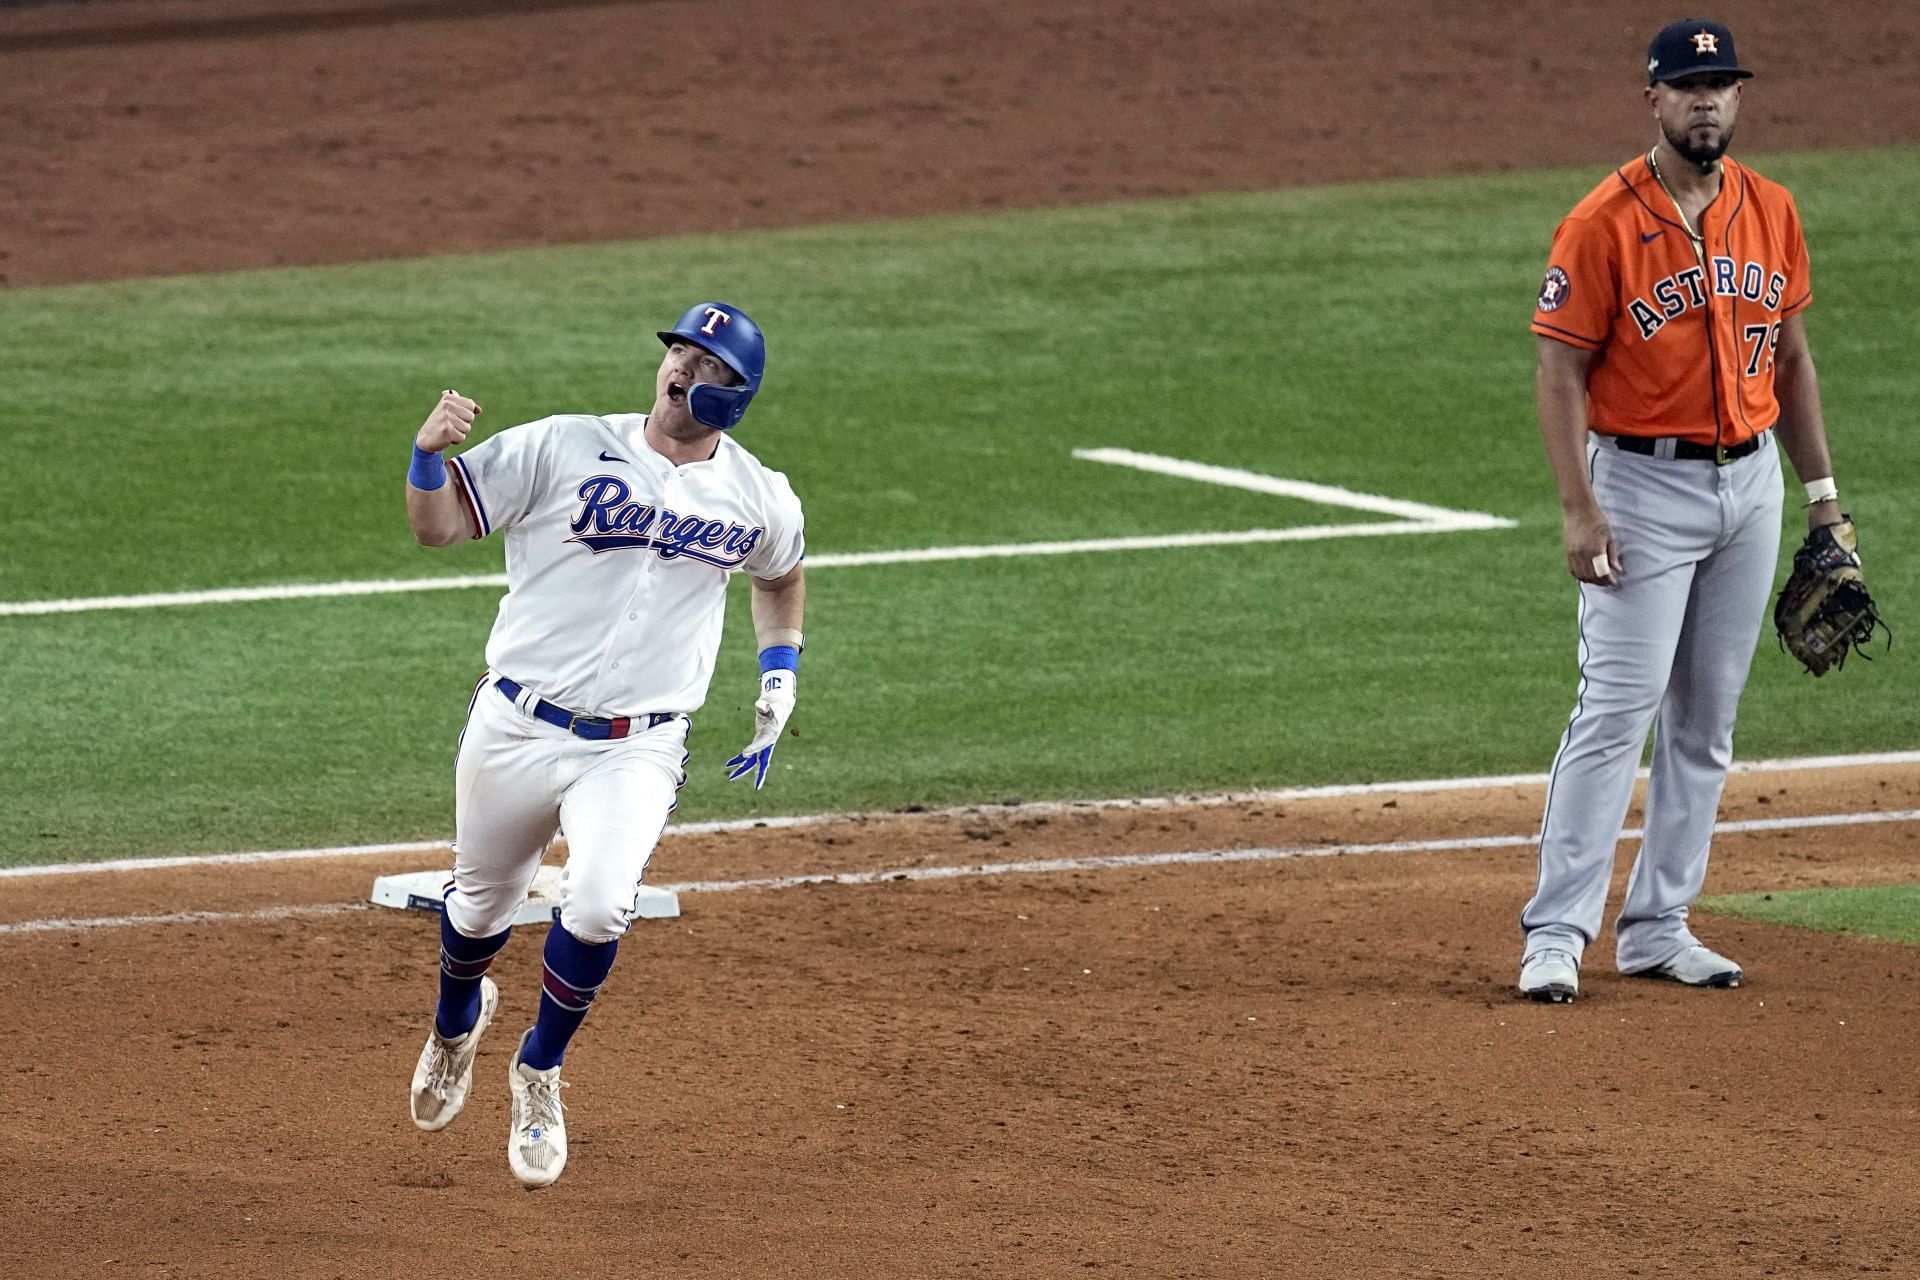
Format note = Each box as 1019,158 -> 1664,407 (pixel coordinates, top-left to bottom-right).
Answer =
3,763 -> 1918,1277
3,0 -> 1916,287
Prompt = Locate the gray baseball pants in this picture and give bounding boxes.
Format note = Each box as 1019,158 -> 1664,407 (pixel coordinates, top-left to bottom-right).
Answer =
1522,431 -> 1783,973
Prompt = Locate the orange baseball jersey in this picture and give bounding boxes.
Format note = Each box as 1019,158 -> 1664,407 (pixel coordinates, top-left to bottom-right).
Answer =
1531,155 -> 1811,448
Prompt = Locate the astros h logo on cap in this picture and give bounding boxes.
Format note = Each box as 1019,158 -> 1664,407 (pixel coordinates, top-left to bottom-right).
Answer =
1645,17 -> 1753,85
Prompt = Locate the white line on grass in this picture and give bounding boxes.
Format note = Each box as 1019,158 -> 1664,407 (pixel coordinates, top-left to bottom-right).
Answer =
0,520 -> 1505,616
1072,448 -> 1514,529
4,749 -> 1914,882
0,451 -> 1514,616
0,575 -> 513,616
3,806 -> 1914,936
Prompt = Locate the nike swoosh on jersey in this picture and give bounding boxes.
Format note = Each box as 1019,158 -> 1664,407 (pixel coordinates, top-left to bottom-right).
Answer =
598,451 -> 629,463
1640,230 -> 1665,243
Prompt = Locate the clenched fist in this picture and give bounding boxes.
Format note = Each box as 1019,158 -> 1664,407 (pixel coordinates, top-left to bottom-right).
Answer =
416,389 -> 483,453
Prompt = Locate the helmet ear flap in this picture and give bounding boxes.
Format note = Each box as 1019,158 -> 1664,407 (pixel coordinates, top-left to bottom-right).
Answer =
687,382 -> 753,431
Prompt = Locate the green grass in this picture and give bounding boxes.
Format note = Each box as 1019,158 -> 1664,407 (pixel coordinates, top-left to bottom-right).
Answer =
1703,884 -> 1920,946
2,146 -> 1916,863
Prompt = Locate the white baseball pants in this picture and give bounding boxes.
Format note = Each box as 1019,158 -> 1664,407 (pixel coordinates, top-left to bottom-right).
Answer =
445,676 -> 688,943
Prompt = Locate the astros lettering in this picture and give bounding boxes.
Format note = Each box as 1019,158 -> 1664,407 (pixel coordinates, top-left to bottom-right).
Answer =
1627,257 -> 1787,340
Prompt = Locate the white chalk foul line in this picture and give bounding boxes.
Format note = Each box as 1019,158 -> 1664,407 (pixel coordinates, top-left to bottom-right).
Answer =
659,807 -> 1920,895
0,840 -> 454,880
0,903 -> 369,936
4,807 -> 1916,936
0,522 -> 1506,616
800,520 -> 1511,566
5,748 -> 1915,882
0,451 -> 1514,616
0,575 -> 513,617
1072,448 -> 1515,529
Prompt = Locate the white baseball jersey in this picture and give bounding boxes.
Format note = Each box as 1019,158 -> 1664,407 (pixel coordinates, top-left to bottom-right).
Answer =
447,413 -> 804,716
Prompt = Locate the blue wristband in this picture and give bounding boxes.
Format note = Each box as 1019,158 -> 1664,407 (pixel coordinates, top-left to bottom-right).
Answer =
758,645 -> 800,674
409,443 -> 448,491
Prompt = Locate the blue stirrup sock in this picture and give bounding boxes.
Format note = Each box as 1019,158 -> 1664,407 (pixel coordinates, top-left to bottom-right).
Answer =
434,914 -> 512,1040
520,924 -> 619,1071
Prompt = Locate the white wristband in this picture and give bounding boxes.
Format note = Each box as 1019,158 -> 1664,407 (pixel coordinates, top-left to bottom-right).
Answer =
1803,476 -> 1838,504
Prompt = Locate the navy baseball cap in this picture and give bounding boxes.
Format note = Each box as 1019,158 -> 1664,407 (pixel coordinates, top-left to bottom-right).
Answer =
1647,19 -> 1753,85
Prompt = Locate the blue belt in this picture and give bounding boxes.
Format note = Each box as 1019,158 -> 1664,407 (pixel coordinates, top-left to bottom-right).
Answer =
494,677 -> 678,741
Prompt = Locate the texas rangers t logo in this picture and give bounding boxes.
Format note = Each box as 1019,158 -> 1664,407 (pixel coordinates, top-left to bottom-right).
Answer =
1691,30 -> 1718,55
700,307 -> 732,337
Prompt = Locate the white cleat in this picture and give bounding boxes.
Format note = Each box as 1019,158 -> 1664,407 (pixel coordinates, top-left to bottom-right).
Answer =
1639,944 -> 1743,989
1519,949 -> 1580,1003
507,1030 -> 569,1189
410,976 -> 498,1131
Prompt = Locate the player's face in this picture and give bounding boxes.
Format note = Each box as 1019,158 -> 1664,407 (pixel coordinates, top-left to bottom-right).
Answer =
1647,73 -> 1741,166
651,340 -> 742,435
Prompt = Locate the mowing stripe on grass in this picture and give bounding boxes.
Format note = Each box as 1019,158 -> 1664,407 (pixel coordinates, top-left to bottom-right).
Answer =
2,749 -> 1914,881
3,804 -> 1915,936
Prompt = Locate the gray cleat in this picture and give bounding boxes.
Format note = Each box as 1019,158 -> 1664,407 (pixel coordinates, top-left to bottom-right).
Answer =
1519,948 -> 1580,1003
1636,944 -> 1743,988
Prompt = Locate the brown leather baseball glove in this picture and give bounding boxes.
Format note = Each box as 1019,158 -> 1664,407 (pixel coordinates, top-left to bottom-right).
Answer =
1773,517 -> 1888,676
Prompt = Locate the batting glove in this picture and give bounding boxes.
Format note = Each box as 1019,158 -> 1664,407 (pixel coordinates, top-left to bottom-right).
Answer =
725,669 -> 796,790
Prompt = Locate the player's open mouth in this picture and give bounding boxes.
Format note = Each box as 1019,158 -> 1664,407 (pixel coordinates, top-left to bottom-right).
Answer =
667,381 -> 687,403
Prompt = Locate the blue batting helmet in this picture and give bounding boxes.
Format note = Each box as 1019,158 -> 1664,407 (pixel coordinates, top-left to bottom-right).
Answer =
656,302 -> 766,431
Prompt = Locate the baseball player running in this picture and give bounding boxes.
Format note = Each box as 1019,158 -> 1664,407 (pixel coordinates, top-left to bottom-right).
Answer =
1519,20 -> 1850,1002
403,302 -> 806,1186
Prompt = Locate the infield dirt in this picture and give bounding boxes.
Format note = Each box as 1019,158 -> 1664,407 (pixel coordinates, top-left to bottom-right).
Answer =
3,1 -> 1918,1276
4,0 -> 1919,287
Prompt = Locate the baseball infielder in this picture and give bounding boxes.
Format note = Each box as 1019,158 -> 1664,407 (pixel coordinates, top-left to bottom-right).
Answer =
1520,20 -> 1848,1002
403,302 -> 806,1186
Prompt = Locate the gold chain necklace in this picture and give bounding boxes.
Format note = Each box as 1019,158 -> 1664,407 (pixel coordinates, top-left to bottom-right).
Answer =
1647,149 -> 1711,262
